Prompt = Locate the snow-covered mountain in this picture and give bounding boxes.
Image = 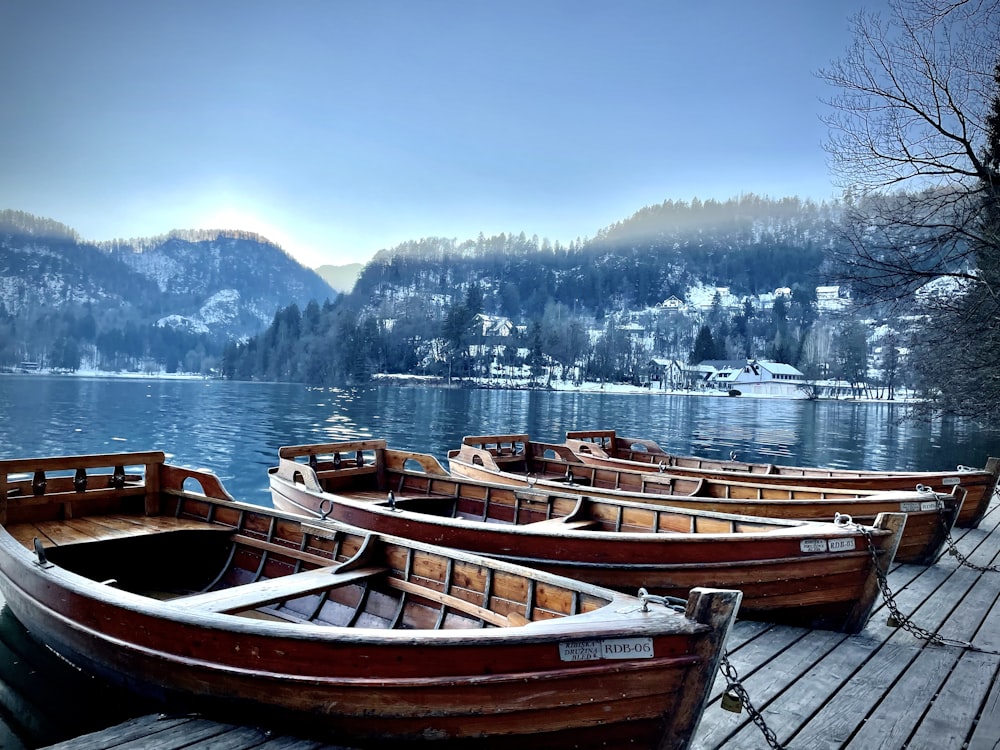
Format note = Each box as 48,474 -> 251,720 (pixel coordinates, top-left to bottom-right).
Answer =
0,212 -> 335,342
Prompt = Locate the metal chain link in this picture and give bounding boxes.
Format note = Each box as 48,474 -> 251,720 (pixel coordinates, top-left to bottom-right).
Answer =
718,652 -> 785,749
841,513 -> 973,648
938,507 -> 1000,573
712,508 -> 1000,750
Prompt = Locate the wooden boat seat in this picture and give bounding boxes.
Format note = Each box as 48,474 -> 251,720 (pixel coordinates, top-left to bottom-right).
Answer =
492,454 -> 525,465
170,564 -> 390,614
526,517 -> 598,530
8,514 -> 220,550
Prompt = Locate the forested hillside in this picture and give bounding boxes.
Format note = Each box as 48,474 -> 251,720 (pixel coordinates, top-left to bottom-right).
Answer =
345,194 -> 835,320
223,195 -> 889,389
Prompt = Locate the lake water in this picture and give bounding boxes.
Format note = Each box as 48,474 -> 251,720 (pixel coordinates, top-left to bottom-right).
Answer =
2,375 -> 1000,747
2,376 -> 999,502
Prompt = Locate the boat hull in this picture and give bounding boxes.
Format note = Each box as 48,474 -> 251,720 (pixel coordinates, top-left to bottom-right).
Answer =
449,435 -> 961,565
0,453 -> 740,750
566,429 -> 1000,528
270,444 -> 906,634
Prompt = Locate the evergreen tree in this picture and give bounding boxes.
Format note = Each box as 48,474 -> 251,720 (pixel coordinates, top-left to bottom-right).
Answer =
464,284 -> 484,317
689,325 -> 718,364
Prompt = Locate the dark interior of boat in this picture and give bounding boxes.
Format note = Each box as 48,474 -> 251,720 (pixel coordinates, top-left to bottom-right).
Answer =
37,526 -> 567,630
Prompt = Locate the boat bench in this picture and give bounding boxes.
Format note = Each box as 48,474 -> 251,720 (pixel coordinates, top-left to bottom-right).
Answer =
170,564 -> 389,614
527,517 -> 598,530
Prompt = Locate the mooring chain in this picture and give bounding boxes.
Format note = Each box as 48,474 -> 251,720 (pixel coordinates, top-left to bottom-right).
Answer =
718,652 -> 785,749
834,513 -> 989,652
937,506 -> 1000,573
637,590 -> 784,746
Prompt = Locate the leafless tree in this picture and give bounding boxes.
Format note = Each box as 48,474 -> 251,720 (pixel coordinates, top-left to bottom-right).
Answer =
820,0 -> 1000,420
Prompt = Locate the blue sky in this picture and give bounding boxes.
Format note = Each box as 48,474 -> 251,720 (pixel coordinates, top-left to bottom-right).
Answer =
0,1 -> 881,267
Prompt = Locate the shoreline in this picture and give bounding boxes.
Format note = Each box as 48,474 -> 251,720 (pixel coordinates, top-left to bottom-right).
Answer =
0,369 -> 920,403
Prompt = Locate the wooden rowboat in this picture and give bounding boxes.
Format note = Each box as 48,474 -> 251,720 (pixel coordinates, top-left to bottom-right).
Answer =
0,451 -> 741,750
564,429 -> 1000,529
447,434 -> 963,565
271,440 -> 905,634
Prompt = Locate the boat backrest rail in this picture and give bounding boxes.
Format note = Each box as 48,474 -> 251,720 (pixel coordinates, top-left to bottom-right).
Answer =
278,440 -> 388,462
382,450 -> 451,476
564,429 -> 618,449
461,435 -> 530,468
1,451 -> 169,525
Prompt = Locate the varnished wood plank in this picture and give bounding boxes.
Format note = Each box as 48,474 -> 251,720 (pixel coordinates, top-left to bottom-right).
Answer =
233,534 -> 339,568
7,515 -> 219,550
171,566 -> 388,614
385,578 -> 515,626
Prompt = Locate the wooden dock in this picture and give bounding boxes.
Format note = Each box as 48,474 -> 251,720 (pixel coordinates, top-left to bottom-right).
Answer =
18,497 -> 1000,749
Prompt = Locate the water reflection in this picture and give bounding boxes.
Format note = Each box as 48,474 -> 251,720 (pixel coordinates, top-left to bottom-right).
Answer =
1,376 -> 999,504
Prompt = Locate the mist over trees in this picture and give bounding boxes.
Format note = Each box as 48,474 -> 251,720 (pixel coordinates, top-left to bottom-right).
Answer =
220,196 -> 893,391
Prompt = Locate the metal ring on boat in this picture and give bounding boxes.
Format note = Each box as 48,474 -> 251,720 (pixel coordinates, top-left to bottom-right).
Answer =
637,587 -> 687,613
318,497 -> 333,520
916,484 -> 933,494
834,512 -> 853,528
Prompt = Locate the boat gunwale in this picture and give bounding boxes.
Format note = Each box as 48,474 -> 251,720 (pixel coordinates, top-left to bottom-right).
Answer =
270,456 -> 897,545
1,487 -> 710,646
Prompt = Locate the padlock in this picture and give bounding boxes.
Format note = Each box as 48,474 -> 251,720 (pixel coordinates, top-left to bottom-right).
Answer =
887,615 -> 900,627
721,689 -> 742,713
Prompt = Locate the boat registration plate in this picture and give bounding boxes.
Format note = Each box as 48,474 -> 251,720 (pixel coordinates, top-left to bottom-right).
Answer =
559,637 -> 654,662
942,477 -> 960,485
800,538 -> 856,553
828,538 -> 855,552
900,501 -> 940,512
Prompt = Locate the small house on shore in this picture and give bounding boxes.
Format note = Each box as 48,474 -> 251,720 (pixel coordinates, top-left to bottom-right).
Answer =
707,359 -> 807,397
647,358 -> 686,389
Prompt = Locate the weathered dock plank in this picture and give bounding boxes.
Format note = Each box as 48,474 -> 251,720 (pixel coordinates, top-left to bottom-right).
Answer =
40,713 -> 336,750
906,649 -> 1000,750
967,668 -> 1000,750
